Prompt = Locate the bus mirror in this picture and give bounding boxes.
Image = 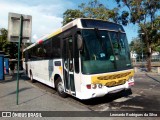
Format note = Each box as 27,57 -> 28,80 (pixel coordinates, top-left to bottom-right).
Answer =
77,34 -> 83,50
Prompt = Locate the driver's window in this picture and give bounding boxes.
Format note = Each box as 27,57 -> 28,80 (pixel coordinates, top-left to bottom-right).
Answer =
82,30 -> 102,60
110,32 -> 119,55
119,34 -> 127,56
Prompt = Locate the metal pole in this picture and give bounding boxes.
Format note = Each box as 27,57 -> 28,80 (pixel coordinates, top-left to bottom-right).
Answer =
16,15 -> 23,105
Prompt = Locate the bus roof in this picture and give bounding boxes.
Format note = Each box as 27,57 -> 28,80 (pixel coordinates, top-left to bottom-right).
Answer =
23,18 -> 124,52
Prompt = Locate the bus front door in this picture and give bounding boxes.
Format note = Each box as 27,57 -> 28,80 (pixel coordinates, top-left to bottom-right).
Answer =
63,37 -> 75,95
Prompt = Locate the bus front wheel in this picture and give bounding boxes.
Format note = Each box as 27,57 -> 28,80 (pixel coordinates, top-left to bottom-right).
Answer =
55,78 -> 67,98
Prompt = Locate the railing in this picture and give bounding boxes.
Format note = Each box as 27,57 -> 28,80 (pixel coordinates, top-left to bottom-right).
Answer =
131,55 -> 160,73
131,55 -> 160,64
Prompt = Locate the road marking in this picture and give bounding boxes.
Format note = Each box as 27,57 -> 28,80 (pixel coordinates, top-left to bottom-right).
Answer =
121,105 -> 144,109
110,106 -> 120,110
150,84 -> 156,87
90,104 -> 110,111
114,97 -> 131,102
140,91 -> 144,94
131,94 -> 141,97
99,106 -> 110,111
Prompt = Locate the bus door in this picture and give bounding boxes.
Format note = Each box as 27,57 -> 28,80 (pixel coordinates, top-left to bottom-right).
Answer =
63,37 -> 75,95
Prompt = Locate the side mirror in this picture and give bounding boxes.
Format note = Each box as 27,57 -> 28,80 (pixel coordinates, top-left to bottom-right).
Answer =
77,34 -> 83,50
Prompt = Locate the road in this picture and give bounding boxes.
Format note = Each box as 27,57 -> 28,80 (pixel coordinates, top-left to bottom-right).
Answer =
26,73 -> 160,112
1,73 -> 160,119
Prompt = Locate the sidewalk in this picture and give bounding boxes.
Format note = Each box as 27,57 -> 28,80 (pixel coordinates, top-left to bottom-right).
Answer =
0,75 -> 89,111
1,75 -> 159,119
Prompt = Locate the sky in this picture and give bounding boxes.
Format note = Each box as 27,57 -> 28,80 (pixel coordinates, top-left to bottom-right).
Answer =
0,0 -> 138,43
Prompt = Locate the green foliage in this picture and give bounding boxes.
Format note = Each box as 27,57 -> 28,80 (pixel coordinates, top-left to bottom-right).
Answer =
0,28 -> 18,59
0,28 -> 9,52
129,37 -> 147,55
138,17 -> 160,52
79,0 -> 109,20
62,0 -> 120,25
116,0 -> 160,71
155,46 -> 160,52
62,9 -> 84,25
116,0 -> 160,24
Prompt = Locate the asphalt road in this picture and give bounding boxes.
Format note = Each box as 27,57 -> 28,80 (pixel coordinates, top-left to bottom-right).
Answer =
25,73 -> 160,112
1,73 -> 160,120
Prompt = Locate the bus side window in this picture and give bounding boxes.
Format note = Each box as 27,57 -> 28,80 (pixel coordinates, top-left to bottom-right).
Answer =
25,51 -> 29,62
52,37 -> 61,59
43,39 -> 52,59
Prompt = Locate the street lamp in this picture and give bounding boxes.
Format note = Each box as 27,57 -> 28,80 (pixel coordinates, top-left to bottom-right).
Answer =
140,33 -> 145,64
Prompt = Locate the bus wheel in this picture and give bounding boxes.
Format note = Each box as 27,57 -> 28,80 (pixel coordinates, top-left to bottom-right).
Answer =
30,71 -> 35,83
55,77 -> 67,98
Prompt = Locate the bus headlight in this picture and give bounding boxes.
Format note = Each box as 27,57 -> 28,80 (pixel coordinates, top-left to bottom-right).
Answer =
98,84 -> 102,88
92,84 -> 97,89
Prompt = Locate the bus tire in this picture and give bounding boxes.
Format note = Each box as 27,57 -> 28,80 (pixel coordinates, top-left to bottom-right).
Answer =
55,77 -> 67,98
30,71 -> 35,83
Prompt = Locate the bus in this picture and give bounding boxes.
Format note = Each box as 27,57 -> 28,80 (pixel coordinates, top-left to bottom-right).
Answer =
23,18 -> 134,99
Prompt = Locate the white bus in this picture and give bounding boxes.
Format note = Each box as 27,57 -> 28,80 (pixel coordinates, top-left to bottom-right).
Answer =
23,18 -> 134,99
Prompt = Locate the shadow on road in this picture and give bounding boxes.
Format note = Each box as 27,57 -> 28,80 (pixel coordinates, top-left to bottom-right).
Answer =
19,93 -> 46,105
146,74 -> 160,84
21,75 -> 134,108
72,89 -> 132,106
0,87 -> 32,99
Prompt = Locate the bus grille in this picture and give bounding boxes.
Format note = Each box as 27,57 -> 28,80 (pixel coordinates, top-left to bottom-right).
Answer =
97,72 -> 131,80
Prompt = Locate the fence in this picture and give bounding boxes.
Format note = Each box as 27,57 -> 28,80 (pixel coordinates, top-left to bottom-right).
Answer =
131,55 -> 160,73
132,55 -> 160,64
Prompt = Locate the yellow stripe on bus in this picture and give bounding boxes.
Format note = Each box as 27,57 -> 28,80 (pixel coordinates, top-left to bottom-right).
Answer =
91,69 -> 134,86
48,28 -> 62,39
59,66 -> 63,74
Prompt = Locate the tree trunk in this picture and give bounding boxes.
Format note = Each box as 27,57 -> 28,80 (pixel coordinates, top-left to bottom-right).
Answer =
146,37 -> 151,72
147,48 -> 151,72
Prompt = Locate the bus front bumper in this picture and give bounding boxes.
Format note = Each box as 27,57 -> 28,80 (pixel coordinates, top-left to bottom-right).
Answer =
78,79 -> 134,100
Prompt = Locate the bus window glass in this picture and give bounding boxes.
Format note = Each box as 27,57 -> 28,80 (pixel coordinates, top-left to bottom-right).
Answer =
52,37 -> 61,58
109,32 -> 131,70
81,19 -> 124,32
43,39 -> 52,59
81,29 -> 132,74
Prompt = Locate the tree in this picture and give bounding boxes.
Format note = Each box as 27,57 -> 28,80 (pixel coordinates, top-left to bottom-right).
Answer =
0,28 -> 18,59
0,28 -> 8,51
115,0 -> 160,71
130,37 -> 148,63
62,9 -> 84,25
130,38 -> 146,55
78,0 -> 119,22
62,0 -> 120,25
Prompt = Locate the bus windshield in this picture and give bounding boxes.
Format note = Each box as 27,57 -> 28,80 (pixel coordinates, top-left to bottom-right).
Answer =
81,29 -> 132,74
